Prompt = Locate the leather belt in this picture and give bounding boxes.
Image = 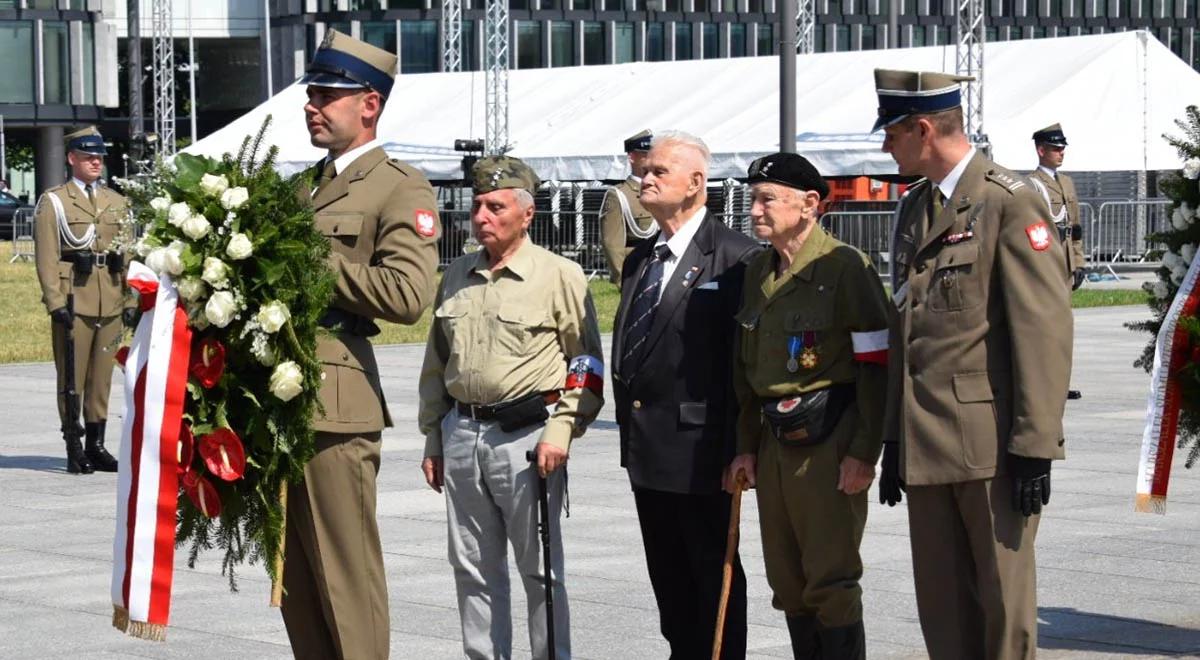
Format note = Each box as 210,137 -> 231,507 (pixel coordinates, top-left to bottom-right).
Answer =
61,251 -> 111,267
455,391 -> 562,421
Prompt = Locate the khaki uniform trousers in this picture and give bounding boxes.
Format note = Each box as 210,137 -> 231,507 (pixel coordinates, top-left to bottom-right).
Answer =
755,417 -> 867,627
442,409 -> 570,660
281,432 -> 389,660
907,478 -> 1040,660
51,314 -> 121,425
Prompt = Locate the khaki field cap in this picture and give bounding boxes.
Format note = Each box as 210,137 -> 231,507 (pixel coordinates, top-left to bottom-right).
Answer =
623,130 -> 653,153
471,156 -> 542,195
872,69 -> 973,132
300,29 -> 398,99
65,126 -> 107,155
1032,123 -> 1068,147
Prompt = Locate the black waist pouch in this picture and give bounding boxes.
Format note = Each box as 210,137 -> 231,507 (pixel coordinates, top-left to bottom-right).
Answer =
494,392 -> 551,433
761,383 -> 855,447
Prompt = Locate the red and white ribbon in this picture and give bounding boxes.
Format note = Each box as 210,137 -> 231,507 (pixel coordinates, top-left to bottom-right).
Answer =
112,261 -> 192,640
851,329 -> 889,365
1136,256 -> 1200,514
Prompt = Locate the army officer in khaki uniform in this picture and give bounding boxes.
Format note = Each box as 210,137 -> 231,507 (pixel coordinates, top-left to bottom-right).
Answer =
280,30 -> 440,660
601,130 -> 657,286
34,126 -> 133,475
418,156 -> 604,660
725,153 -> 889,660
1029,123 -> 1086,289
874,70 -> 1073,660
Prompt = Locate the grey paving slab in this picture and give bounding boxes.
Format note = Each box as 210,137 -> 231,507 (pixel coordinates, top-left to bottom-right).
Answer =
2,305 -> 1199,659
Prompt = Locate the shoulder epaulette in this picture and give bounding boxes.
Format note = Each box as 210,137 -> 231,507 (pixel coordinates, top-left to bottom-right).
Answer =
985,169 -> 1028,194
386,158 -> 414,176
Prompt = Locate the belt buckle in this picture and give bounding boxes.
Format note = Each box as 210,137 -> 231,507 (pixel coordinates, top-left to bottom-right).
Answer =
94,252 -> 107,267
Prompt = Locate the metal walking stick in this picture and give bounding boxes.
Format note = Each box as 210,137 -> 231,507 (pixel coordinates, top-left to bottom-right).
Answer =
526,449 -> 556,660
712,470 -> 746,660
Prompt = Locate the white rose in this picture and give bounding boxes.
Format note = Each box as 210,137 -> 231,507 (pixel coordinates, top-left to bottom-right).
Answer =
256,300 -> 291,334
220,187 -> 249,210
149,196 -> 171,212
1183,244 -> 1197,266
181,213 -> 211,240
168,202 -> 192,227
1171,263 -> 1188,285
1172,206 -> 1191,231
269,361 -> 305,402
1163,250 -> 1181,271
201,257 -> 229,289
176,277 -> 206,302
199,173 -> 230,197
1153,280 -> 1171,300
133,238 -> 153,258
204,291 -> 237,328
225,232 -> 253,260
1183,158 -> 1200,180
145,245 -> 184,276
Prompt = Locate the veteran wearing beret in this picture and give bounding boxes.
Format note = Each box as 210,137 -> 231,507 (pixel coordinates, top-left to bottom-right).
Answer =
280,30 -> 441,660
418,156 -> 604,660
34,126 -> 134,475
874,69 -> 1073,660
1028,123 -> 1086,289
601,130 -> 657,287
725,153 -> 889,659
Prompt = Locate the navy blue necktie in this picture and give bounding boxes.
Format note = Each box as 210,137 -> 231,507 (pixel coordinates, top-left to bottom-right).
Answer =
621,243 -> 672,374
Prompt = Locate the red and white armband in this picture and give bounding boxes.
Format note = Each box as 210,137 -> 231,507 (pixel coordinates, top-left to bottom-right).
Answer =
851,329 -> 888,365
565,355 -> 604,395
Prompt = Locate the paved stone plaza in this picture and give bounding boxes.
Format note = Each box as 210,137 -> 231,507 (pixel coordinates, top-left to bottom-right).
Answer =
2,305 -> 1199,659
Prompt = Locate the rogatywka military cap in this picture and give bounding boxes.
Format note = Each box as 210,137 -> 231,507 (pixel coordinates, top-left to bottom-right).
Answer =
65,126 -> 107,155
472,155 -> 542,195
747,152 -> 830,199
1032,122 -> 1068,147
623,130 -> 653,153
872,69 -> 973,132
300,29 -> 397,99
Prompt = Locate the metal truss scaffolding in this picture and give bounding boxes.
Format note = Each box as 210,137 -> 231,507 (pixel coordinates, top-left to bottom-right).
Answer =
485,0 -> 509,155
796,0 -> 815,54
152,0 -> 176,156
442,0 -> 463,72
955,0 -> 987,150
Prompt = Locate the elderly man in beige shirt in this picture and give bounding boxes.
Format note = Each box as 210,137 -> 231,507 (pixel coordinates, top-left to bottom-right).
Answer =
418,155 -> 604,660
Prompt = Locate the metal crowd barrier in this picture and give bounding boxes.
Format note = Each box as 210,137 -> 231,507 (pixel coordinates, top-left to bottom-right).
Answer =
821,211 -> 895,280
10,207 -> 35,263
1088,199 -> 1172,269
437,208 -> 609,275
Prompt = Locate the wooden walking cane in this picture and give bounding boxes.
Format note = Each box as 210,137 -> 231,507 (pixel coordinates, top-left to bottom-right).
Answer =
270,479 -> 288,607
712,470 -> 746,660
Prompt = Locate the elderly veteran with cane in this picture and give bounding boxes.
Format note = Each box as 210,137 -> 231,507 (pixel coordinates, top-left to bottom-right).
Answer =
418,155 -> 604,660
725,152 -> 890,659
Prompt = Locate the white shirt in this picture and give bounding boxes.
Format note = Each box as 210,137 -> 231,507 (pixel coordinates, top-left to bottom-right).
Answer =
934,146 -> 977,203
72,177 -> 98,199
653,205 -> 706,300
1038,165 -> 1058,180
329,138 -> 381,177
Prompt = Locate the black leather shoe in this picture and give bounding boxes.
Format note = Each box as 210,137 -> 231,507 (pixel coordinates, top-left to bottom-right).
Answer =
65,427 -> 94,474
786,615 -> 820,660
85,421 -> 119,472
817,620 -> 866,660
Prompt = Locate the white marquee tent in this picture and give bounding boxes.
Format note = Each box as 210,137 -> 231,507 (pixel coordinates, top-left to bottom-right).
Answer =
185,30 -> 1200,180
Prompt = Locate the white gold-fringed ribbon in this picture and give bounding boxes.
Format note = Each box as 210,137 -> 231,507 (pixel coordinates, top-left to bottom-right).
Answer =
1136,253 -> 1200,514
111,262 -> 192,640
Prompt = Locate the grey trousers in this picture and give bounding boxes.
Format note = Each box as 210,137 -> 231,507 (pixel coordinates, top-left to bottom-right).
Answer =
442,409 -> 571,660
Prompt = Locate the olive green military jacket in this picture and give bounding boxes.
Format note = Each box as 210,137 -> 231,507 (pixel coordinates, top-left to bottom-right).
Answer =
733,226 -> 891,464
33,181 -> 132,318
600,177 -> 655,284
1029,168 -> 1086,276
307,147 -> 440,434
882,152 -> 1073,486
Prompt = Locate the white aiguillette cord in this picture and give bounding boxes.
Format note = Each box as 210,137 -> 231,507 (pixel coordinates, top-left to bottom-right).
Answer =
607,186 -> 657,240
45,191 -> 97,251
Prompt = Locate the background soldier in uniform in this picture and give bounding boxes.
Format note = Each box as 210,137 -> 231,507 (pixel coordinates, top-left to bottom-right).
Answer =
1029,123 -> 1086,289
419,155 -> 604,660
726,153 -> 889,659
34,126 -> 133,475
281,31 -> 441,660
874,69 -> 1073,660
601,130 -> 657,286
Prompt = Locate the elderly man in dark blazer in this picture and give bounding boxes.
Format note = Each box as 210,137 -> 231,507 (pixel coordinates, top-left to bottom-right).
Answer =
611,130 -> 760,659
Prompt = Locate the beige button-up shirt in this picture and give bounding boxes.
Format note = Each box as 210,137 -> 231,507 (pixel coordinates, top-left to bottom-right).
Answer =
418,237 -> 605,456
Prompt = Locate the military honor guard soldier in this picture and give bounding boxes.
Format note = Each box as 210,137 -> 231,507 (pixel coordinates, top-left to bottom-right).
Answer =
601,130 -> 658,287
34,126 -> 134,475
726,153 -> 890,659
418,156 -> 605,660
1029,123 -> 1087,290
281,30 -> 441,660
874,69 -> 1073,660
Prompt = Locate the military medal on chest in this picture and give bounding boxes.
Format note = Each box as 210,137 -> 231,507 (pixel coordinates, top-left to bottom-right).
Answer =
786,331 -> 819,372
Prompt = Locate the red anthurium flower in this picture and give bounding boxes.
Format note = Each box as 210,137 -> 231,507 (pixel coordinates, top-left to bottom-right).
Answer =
114,346 -> 130,370
183,471 -> 222,519
177,422 -> 195,474
189,338 -> 226,388
198,428 -> 246,481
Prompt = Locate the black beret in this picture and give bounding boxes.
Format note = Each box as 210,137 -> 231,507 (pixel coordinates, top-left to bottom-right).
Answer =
747,153 -> 829,199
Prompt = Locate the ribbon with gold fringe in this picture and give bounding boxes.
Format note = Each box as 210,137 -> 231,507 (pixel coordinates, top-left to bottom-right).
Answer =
111,262 -> 192,640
